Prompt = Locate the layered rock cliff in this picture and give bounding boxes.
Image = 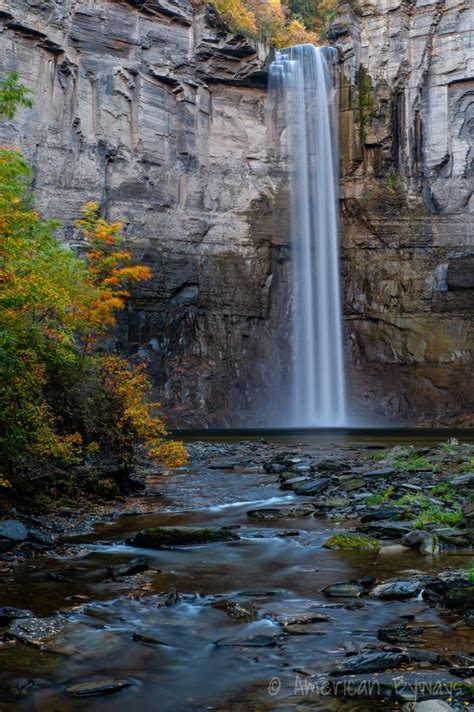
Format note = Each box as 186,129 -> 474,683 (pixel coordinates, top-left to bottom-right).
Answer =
0,0 -> 472,426
0,0 -> 290,426
332,0 -> 473,424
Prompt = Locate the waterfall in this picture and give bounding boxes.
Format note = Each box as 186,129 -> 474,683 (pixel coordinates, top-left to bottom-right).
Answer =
269,44 -> 347,427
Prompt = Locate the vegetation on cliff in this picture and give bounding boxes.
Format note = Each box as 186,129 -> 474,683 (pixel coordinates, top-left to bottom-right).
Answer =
211,0 -> 341,47
0,73 -> 186,491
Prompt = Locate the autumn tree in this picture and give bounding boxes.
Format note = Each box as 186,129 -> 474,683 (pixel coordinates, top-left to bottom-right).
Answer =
0,72 -> 186,486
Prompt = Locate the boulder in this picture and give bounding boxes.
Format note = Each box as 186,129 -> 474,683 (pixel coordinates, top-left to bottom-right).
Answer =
107,556 -> 149,578
246,504 -> 313,519
413,702 -> 455,711
0,520 -> 28,541
323,533 -> 381,551
0,607 -> 33,625
211,600 -> 258,622
371,580 -> 422,599
401,530 -> 439,555
378,625 -> 426,644
293,478 -> 329,495
322,582 -> 365,597
331,651 -> 408,676
66,679 -> 131,697
127,527 -> 240,548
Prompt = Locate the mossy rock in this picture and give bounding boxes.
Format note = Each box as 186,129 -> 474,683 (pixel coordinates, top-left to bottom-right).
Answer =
127,527 -> 240,549
323,533 -> 381,551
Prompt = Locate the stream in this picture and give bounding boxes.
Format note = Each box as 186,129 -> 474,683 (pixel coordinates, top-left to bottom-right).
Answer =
0,431 -> 472,711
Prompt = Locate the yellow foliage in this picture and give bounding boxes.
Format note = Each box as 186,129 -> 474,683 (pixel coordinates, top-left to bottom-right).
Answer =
212,0 -> 336,45
98,356 -> 188,468
212,0 -> 257,34
272,18 -> 318,47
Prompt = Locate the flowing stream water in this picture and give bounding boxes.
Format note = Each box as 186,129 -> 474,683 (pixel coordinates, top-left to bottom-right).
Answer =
270,45 -> 346,427
0,432 -> 471,711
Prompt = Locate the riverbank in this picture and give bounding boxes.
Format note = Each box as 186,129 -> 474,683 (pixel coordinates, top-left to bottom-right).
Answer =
0,435 -> 473,710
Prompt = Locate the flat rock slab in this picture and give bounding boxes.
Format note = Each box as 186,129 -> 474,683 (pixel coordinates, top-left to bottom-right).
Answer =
247,505 -> 314,519
215,634 -> 277,647
107,556 -> 149,578
293,478 -> 329,495
127,527 -> 240,548
322,581 -> 365,598
363,467 -> 396,478
378,625 -> 427,644
211,600 -> 258,622
329,671 -> 472,702
66,679 -> 132,697
371,580 -> 422,599
0,607 -> 33,625
322,582 -> 365,597
331,651 -> 408,676
359,521 -> 414,539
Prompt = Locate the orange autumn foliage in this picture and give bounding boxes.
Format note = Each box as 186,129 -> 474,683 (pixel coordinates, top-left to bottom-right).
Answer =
0,86 -> 187,479
75,202 -> 152,344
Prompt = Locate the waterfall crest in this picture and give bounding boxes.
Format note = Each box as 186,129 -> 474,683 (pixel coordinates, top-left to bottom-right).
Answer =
270,44 -> 347,427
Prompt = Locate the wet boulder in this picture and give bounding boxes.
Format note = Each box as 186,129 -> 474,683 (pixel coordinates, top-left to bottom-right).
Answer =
360,508 -> 404,523
413,702 -> 455,712
358,521 -> 414,539
66,679 -> 132,697
323,533 -> 381,551
371,580 -> 422,599
211,600 -> 258,622
331,651 -> 408,676
0,607 -> 33,625
441,581 -> 474,608
127,527 -> 240,548
27,528 -> 57,546
107,556 -> 149,579
322,582 -> 366,597
0,519 -> 28,541
293,478 -> 329,495
401,530 -> 439,555
378,625 -> 427,644
247,504 -> 314,519
280,476 -> 309,490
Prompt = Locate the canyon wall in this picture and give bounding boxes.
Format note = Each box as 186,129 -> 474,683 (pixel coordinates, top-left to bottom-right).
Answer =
332,0 -> 473,424
0,0 -> 290,426
0,0 -> 472,425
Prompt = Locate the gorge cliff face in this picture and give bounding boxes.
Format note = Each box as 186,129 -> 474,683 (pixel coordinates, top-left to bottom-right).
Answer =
333,0 -> 473,425
0,0 -> 472,426
0,0 -> 290,426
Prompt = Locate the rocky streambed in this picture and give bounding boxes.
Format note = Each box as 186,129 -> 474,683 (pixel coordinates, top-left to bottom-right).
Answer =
0,434 -> 473,711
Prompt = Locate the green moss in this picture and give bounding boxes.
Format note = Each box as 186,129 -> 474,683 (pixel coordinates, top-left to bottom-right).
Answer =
392,456 -> 432,472
130,527 -> 240,549
394,493 -> 428,507
363,485 -> 395,506
456,460 -> 474,474
355,65 -> 374,144
413,507 -> 463,529
323,533 -> 381,551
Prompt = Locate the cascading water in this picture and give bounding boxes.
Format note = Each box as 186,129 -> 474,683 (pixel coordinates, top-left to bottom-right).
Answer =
270,44 -> 347,427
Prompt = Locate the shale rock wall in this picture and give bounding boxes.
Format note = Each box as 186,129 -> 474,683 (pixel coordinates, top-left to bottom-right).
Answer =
0,0 -> 290,426
332,0 -> 473,424
0,0 -> 472,425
